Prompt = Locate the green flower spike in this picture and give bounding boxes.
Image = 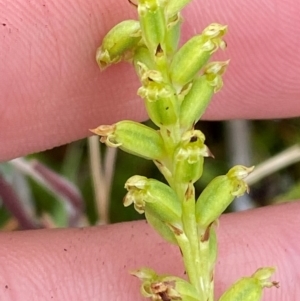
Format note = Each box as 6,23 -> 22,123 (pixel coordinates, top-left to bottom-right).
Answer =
96,20 -> 141,69
94,1 -> 279,300
218,267 -> 279,301
179,60 -> 229,130
196,165 -> 254,229
90,120 -> 165,160
170,23 -> 227,90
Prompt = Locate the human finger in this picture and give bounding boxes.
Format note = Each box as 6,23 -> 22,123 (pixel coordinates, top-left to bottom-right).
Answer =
1,0 -> 299,161
0,201 -> 298,300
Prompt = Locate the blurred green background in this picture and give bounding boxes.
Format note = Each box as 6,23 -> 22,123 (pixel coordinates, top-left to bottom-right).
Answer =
0,118 -> 299,230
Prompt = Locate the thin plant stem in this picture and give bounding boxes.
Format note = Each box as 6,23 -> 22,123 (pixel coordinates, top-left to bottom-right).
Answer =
104,147 -> 117,205
246,144 -> 300,185
0,174 -> 39,229
10,157 -> 84,226
88,135 -> 110,224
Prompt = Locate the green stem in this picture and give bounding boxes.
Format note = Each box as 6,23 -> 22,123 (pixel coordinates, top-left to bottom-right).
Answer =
174,231 -> 199,291
181,185 -> 202,291
198,227 -> 217,301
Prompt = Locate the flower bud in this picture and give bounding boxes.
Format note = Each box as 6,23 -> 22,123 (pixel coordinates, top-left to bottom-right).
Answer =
96,20 -> 141,69
138,0 -> 166,54
124,176 -> 182,226
91,120 -> 165,160
170,23 -> 227,90
179,61 -> 229,130
196,165 -> 254,228
218,267 -> 279,301
173,130 -> 212,184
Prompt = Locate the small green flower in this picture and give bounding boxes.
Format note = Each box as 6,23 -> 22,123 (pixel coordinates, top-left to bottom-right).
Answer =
170,23 -> 227,90
96,20 -> 141,69
124,175 -> 182,226
91,120 -> 166,160
173,130 -> 212,184
131,268 -> 201,301
137,71 -> 179,126
196,165 -> 254,228
218,267 -> 279,301
179,60 -> 229,130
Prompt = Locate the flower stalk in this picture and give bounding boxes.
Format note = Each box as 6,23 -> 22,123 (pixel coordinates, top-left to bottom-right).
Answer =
93,0 -> 278,300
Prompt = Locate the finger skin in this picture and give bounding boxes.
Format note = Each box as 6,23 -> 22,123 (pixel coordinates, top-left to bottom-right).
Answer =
0,201 -> 299,300
1,0 -> 300,161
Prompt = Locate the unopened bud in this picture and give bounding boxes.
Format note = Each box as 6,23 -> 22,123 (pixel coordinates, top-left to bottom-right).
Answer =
179,61 -> 229,130
91,120 -> 165,160
196,165 -> 254,228
219,267 -> 279,301
170,23 -> 227,89
96,20 -> 141,69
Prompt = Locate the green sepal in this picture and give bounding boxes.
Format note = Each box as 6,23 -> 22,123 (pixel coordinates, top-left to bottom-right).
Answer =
96,20 -> 141,69
138,0 -> 167,55
173,130 -> 212,184
124,176 -> 182,226
91,120 -> 165,160
170,23 -> 227,90
196,165 -> 254,228
218,267 -> 278,301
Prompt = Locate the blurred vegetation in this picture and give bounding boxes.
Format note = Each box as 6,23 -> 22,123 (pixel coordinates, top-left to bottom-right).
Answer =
0,118 -> 299,230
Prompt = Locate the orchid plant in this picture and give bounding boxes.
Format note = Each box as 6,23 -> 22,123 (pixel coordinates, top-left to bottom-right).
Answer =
91,0 -> 279,300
